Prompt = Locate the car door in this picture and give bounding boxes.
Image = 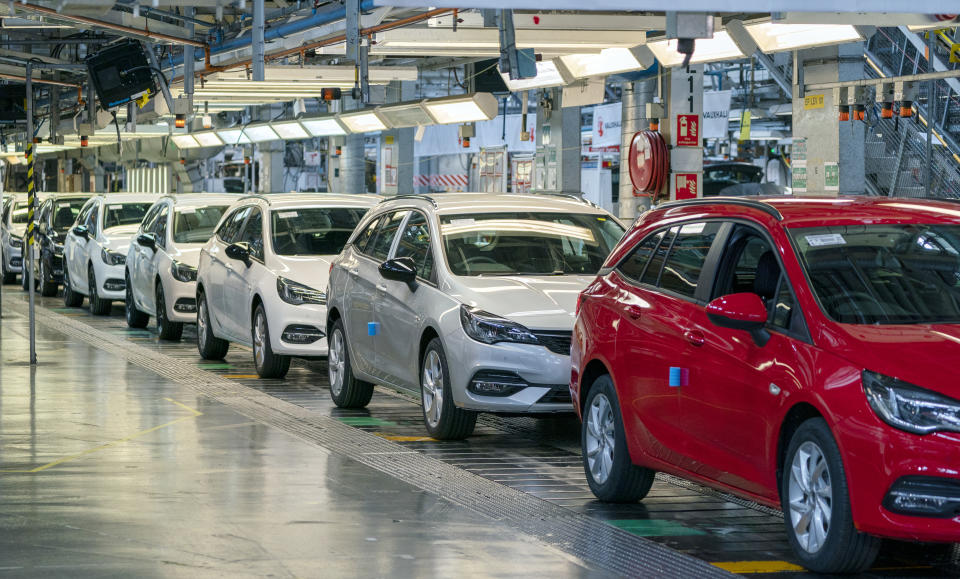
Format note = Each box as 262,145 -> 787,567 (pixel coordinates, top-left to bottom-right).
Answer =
207,206 -> 250,335
611,222 -> 724,467
224,207 -> 263,342
678,222 -> 811,497
131,203 -> 162,309
375,211 -> 437,389
66,199 -> 97,294
347,211 -> 406,379
142,204 -> 170,313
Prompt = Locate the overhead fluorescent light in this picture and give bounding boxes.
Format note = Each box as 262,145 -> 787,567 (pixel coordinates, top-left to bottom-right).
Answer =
500,60 -> 566,91
337,110 -> 388,133
376,102 -> 434,128
171,135 -> 200,149
208,65 -> 418,83
745,22 -> 863,53
272,121 -> 310,140
300,117 -> 347,137
423,93 -> 499,124
193,131 -> 223,147
648,31 -> 745,67
556,46 -> 655,79
243,124 -> 280,142
216,128 -> 251,145
366,28 -> 644,58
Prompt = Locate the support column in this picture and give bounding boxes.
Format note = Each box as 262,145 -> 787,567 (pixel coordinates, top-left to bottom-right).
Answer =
343,134 -> 366,194
258,143 -> 285,192
534,88 -> 580,193
619,78 -> 655,220
252,0 -> 265,82
838,42 -> 865,194
560,105 -> 581,193
380,81 -> 415,196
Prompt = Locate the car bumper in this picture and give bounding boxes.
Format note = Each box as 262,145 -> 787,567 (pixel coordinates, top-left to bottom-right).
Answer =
165,278 -> 199,324
94,261 -> 126,300
268,301 -> 328,357
48,253 -> 64,282
4,244 -> 22,272
449,337 -> 574,413
840,418 -> 960,542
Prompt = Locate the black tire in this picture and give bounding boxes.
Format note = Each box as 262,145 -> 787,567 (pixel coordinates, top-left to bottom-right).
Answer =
581,375 -> 655,502
155,282 -> 183,341
252,303 -> 289,378
327,318 -> 374,408
124,271 -> 149,328
39,258 -> 57,297
88,265 -> 111,315
62,265 -> 83,307
419,338 -> 477,440
20,266 -> 30,290
1,258 -> 14,284
781,418 -> 880,573
196,290 -> 229,360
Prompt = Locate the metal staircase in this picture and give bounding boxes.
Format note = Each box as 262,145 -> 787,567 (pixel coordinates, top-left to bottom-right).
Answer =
862,26 -> 960,198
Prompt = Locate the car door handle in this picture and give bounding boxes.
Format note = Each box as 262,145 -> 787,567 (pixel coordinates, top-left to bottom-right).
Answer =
684,330 -> 706,347
625,304 -> 643,319
347,267 -> 359,276
376,284 -> 388,292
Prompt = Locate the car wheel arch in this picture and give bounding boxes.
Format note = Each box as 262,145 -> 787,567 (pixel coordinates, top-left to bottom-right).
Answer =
579,359 -> 613,414
418,326 -> 440,367
251,294 -> 264,324
776,402 -> 825,489
326,307 -> 341,333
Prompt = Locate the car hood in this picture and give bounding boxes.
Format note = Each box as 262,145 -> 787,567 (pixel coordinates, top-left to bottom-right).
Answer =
101,224 -> 141,250
8,223 -> 27,238
447,274 -> 594,331
168,244 -> 204,268
273,254 -> 333,292
821,323 -> 960,398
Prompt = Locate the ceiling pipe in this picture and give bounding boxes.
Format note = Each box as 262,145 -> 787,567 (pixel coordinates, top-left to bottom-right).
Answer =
0,72 -> 81,88
13,2 -> 206,47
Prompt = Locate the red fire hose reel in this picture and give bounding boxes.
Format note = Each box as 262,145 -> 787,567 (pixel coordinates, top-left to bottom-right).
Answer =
628,130 -> 668,200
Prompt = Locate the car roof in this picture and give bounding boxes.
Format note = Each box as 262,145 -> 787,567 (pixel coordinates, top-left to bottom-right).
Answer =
378,192 -> 607,215
158,193 -> 242,208
94,193 -> 163,204
234,193 -> 382,210
658,195 -> 960,228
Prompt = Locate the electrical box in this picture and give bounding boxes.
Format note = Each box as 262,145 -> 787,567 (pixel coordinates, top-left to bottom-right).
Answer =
86,39 -> 157,110
0,85 -> 26,124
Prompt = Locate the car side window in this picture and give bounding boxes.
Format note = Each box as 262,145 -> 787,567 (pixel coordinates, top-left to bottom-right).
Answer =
618,229 -> 666,281
237,208 -> 264,260
367,211 -> 408,262
394,212 -> 434,281
153,205 -> 169,249
76,201 -> 95,230
86,202 -> 100,233
658,222 -> 723,299
640,226 -> 678,287
219,207 -> 250,244
353,215 -> 382,254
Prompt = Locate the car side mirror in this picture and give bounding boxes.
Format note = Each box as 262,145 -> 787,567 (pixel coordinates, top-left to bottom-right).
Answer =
72,225 -> 89,239
379,256 -> 418,289
225,242 -> 251,266
136,233 -> 156,251
706,292 -> 771,347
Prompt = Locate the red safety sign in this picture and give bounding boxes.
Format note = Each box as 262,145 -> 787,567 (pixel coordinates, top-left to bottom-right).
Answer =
675,173 -> 699,200
676,114 -> 700,147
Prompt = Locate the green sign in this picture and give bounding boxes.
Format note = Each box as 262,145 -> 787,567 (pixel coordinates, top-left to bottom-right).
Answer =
793,138 -> 807,162
792,166 -> 807,192
824,162 -> 839,191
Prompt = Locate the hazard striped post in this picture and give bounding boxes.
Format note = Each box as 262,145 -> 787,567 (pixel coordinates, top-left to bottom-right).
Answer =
25,62 -> 36,365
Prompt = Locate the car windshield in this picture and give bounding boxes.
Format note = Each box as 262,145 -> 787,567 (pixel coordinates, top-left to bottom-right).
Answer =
103,203 -> 152,229
271,207 -> 367,256
53,200 -> 86,233
441,212 -> 625,276
173,205 -> 229,244
11,202 -> 30,223
791,224 -> 960,325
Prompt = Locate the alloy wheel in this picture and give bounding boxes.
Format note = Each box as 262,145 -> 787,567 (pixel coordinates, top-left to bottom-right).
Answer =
421,350 -> 443,428
585,392 -> 616,485
156,287 -> 166,327
253,310 -> 266,369
788,440 -> 833,554
328,329 -> 345,396
198,298 -> 208,349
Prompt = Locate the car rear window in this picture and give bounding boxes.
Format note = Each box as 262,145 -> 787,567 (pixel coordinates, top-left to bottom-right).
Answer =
271,207 -> 367,256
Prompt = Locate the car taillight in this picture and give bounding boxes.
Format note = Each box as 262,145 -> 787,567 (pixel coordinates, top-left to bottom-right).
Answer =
329,263 -> 335,275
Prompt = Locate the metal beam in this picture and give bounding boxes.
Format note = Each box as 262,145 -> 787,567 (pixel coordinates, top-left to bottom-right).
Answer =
252,0 -> 265,82
806,69 -> 960,91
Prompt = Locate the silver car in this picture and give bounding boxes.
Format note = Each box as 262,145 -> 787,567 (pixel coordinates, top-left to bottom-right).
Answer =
326,193 -> 625,439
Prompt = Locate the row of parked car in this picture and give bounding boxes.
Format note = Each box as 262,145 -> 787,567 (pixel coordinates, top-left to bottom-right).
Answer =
3,190 -> 959,572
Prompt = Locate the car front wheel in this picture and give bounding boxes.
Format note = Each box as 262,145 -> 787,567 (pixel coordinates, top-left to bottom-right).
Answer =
156,283 -> 183,341
197,290 -> 229,359
124,271 -> 149,328
782,417 -> 880,573
1,259 -> 14,284
252,304 -> 289,378
581,374 -> 655,502
327,319 -> 373,408
88,265 -> 111,315
39,258 -> 57,297
62,265 -> 83,307
420,338 -> 476,440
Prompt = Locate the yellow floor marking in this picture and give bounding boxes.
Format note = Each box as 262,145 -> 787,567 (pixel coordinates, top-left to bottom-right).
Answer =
0,398 -> 203,474
375,434 -> 437,442
711,561 -> 805,574
224,374 -> 260,379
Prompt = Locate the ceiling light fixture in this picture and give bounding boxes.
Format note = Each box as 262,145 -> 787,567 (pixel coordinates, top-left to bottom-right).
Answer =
337,110 -> 389,133
744,22 -> 863,53
271,121 -> 310,140
423,93 -> 499,124
300,117 -> 347,137
375,102 -> 435,128
648,31 -> 745,67
216,128 -> 251,145
499,60 -> 567,90
556,46 -> 655,79
242,124 -> 280,143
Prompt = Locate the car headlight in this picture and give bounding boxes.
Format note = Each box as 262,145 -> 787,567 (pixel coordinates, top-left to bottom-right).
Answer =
170,260 -> 197,283
460,305 -> 539,345
863,370 -> 960,435
101,248 -> 126,266
276,276 -> 326,305
10,235 -> 22,249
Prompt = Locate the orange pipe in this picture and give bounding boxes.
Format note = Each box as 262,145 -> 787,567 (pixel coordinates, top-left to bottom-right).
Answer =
0,72 -> 81,88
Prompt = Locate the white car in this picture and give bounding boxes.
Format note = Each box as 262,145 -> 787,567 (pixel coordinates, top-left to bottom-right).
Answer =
325,193 -> 625,439
62,193 -> 159,314
124,194 -> 237,340
195,193 -> 379,378
1,193 -> 43,284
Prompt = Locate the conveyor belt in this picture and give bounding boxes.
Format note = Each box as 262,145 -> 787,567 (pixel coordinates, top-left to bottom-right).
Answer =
6,293 -> 959,578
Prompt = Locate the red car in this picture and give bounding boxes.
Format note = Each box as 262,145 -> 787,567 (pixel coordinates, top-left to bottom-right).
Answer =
571,196 -> 960,573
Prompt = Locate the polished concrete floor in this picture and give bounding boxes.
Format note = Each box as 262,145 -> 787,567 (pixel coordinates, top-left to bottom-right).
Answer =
1,289 -> 958,578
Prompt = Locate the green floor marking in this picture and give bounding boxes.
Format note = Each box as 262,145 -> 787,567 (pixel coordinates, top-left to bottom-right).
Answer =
336,417 -> 398,427
197,363 -> 234,370
608,519 -> 706,537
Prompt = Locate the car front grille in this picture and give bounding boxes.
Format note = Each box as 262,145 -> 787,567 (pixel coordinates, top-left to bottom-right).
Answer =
537,385 -> 573,404
532,331 -> 572,355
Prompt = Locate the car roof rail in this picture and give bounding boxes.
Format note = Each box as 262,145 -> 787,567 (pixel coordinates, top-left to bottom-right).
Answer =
235,194 -> 271,205
658,197 -> 783,221
390,193 -> 438,208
